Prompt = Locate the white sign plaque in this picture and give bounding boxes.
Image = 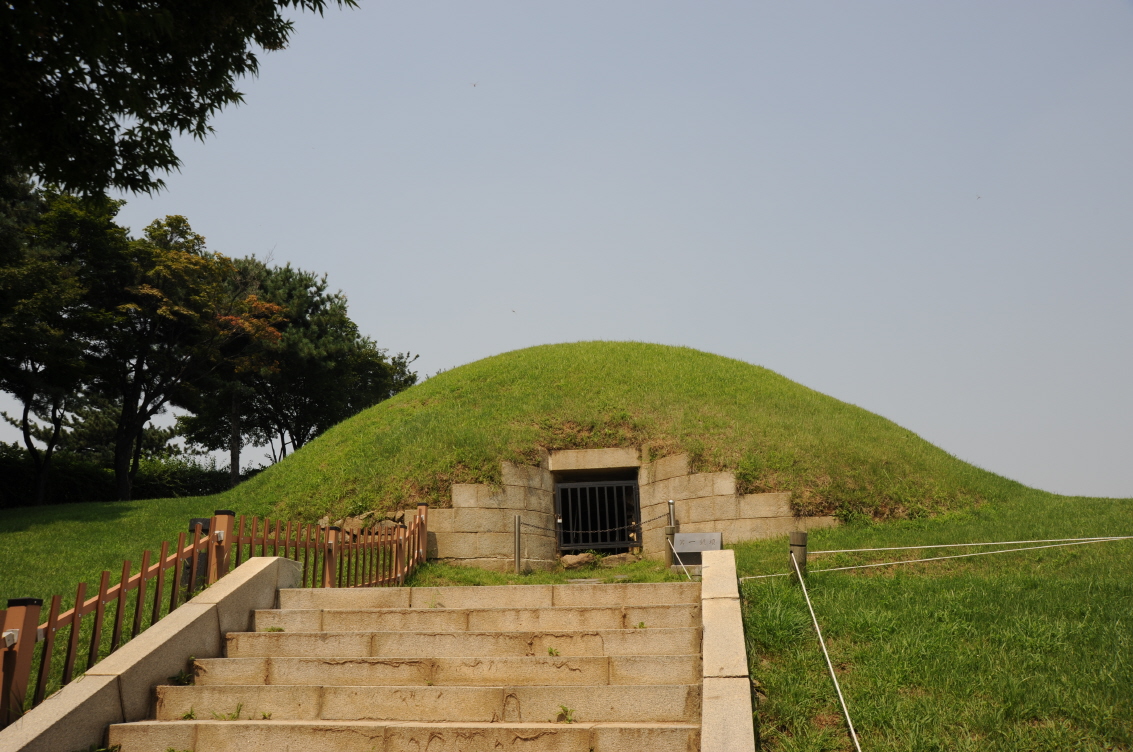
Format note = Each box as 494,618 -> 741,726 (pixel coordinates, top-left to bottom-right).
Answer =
673,532 -> 722,553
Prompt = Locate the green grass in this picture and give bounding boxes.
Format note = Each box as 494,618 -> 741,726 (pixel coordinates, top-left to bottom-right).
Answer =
213,341 -> 1032,522
0,496 -> 277,607
3,341 -> 1130,749
0,496 -> 277,702
404,557 -> 684,587
736,492 -> 1133,751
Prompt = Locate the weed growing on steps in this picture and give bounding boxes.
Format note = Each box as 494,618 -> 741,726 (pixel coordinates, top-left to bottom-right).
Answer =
264,626 -> 284,632
167,656 -> 195,686
635,621 -> 646,629
211,703 -> 243,721
179,707 -> 195,720
554,705 -> 576,723
260,712 -> 272,720
547,647 -> 560,656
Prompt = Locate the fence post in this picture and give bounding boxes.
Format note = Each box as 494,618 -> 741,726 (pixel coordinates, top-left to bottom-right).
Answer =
514,515 -> 522,575
417,503 -> 429,565
324,527 -> 340,588
789,531 -> 808,582
664,499 -> 677,567
210,510 -> 236,582
1,598 -> 43,726
402,525 -> 411,585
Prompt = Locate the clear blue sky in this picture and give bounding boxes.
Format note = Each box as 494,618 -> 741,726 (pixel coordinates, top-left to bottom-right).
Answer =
7,1 -> 1132,496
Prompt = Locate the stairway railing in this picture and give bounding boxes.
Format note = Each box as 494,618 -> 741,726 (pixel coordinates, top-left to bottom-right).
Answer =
0,503 -> 428,728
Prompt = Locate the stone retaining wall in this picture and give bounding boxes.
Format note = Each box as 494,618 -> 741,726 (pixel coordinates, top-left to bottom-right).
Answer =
637,452 -> 838,560
427,462 -> 558,572
429,448 -> 838,571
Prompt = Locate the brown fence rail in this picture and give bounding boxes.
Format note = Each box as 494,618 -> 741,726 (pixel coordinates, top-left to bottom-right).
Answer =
0,503 -> 428,728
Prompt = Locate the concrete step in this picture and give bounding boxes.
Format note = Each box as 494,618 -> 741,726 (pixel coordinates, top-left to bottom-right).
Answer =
193,654 -> 701,687
110,720 -> 701,752
228,627 -> 701,658
278,582 -> 701,611
255,603 -> 700,632
156,683 -> 701,723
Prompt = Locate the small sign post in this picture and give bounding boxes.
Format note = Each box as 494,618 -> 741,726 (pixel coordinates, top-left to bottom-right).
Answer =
672,532 -> 723,567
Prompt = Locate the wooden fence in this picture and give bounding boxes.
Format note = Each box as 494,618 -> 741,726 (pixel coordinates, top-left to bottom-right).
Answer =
0,503 -> 428,728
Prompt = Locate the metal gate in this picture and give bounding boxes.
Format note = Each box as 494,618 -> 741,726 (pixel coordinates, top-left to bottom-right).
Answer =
555,481 -> 641,553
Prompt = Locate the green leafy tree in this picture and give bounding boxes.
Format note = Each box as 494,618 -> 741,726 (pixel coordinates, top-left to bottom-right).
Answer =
82,215 -> 283,499
179,261 -> 416,474
0,185 -> 93,503
27,391 -> 181,467
1,0 -> 355,195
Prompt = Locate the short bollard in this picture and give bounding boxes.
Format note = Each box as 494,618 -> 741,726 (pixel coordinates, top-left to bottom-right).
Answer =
1,597 -> 43,725
664,526 -> 677,567
789,531 -> 808,582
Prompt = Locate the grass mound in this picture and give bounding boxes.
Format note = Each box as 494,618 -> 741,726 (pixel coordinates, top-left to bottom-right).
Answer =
219,341 -> 1028,522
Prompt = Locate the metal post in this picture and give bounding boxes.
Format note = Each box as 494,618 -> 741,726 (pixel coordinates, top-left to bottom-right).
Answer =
514,515 -> 522,575
417,503 -> 429,565
664,499 -> 677,567
210,510 -> 236,582
324,527 -> 340,588
1,598 -> 43,726
789,531 -> 808,582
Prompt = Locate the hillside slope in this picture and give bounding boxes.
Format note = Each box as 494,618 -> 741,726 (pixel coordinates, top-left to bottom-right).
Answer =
217,341 -> 1031,522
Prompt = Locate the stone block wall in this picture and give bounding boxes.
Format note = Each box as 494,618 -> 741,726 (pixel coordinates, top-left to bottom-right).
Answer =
429,448 -> 838,571
427,462 -> 557,572
638,452 -> 838,560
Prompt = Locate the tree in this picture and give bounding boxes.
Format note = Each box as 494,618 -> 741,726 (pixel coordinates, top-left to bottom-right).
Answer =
1,0 -> 355,195
22,391 -> 181,467
179,260 -> 416,475
0,183 -> 91,503
80,215 -> 282,499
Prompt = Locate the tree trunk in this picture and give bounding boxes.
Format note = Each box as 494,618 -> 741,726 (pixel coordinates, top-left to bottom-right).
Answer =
129,428 -> 144,485
19,402 -> 44,503
113,429 -> 134,500
34,398 -> 65,505
229,390 -> 240,488
113,392 -> 140,501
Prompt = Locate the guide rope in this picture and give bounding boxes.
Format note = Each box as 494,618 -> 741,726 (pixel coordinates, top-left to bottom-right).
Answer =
518,510 -> 671,536
669,537 -> 693,580
810,535 -> 1133,555
791,552 -> 863,752
739,535 -> 1132,582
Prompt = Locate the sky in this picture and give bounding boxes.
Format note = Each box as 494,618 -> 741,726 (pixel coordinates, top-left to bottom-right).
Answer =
5,0 -> 1132,497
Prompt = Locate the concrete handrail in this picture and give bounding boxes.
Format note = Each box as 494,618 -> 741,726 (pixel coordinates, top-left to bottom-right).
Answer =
0,557 -> 301,752
700,549 -> 756,752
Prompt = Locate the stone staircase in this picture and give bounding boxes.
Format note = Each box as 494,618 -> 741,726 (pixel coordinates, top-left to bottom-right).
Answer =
108,581 -> 708,752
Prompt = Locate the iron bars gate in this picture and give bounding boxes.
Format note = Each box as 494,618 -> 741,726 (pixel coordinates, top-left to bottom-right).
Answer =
555,481 -> 641,553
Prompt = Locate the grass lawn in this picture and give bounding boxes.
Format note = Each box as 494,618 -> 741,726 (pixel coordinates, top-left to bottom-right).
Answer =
0,496 -> 262,608
405,557 -> 685,587
735,491 -> 1133,751
2,342 -> 1129,748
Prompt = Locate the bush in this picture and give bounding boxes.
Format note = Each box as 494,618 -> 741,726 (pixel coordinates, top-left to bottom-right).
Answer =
0,443 -> 233,508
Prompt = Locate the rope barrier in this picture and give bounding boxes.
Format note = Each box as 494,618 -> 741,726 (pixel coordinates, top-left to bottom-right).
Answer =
519,521 -> 559,534
518,511 -> 672,537
810,535 -> 1133,555
739,535 -> 1132,582
806,537 -> 1129,575
791,552 -> 863,752
669,537 -> 693,581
